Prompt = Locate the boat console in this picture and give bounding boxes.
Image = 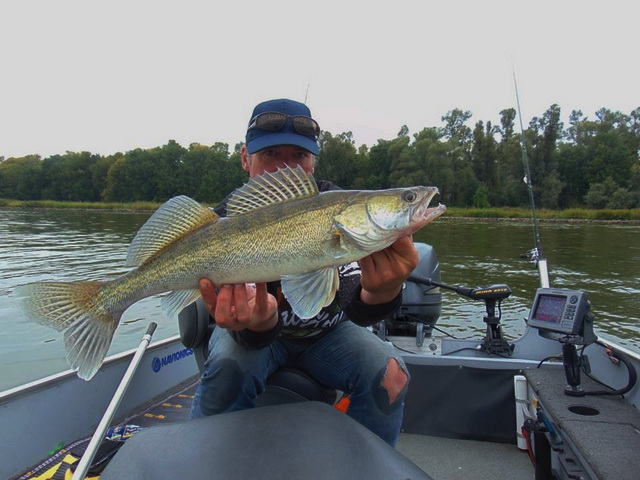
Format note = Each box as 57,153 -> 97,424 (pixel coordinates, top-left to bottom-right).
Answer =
523,287 -> 640,479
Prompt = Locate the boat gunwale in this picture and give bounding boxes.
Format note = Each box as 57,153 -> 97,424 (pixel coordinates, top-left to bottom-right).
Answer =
0,334 -> 185,404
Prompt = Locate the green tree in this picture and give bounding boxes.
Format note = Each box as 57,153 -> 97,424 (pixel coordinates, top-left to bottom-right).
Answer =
566,109 -> 584,143
585,131 -> 635,186
316,131 -> 359,188
0,155 -> 43,199
40,152 -> 101,201
471,120 -> 498,194
539,170 -> 565,209
193,143 -> 244,204
102,156 -> 129,202
498,108 -> 516,141
153,140 -> 188,200
366,135 -> 410,190
473,183 -> 490,208
441,109 -> 473,147
557,143 -> 588,207
413,127 -> 452,195
92,155 -> 118,201
609,187 -> 638,209
495,122 -> 526,207
583,177 -> 618,209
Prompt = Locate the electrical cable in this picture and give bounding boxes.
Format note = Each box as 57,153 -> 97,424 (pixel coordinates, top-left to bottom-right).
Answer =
584,350 -> 637,397
521,427 -> 536,467
401,313 -> 459,339
442,347 -> 511,358
536,355 -> 563,369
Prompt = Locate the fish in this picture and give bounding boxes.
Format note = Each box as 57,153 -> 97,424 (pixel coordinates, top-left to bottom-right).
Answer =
17,166 -> 446,380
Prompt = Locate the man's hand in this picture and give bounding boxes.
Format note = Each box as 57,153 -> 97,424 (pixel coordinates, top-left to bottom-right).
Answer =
198,279 -> 279,332
358,236 -> 419,305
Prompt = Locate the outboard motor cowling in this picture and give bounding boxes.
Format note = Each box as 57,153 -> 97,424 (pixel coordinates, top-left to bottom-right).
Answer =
378,243 -> 442,340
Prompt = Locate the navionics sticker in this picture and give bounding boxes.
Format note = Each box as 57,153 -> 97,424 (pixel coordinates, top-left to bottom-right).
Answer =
152,348 -> 194,373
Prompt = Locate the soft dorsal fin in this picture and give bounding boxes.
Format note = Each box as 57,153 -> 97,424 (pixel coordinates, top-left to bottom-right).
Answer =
125,196 -> 218,267
226,165 -> 319,216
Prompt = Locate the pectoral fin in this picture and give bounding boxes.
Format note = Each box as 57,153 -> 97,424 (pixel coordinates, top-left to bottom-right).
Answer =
281,267 -> 339,319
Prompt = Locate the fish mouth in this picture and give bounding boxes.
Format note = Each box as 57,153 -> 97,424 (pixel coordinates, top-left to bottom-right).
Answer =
412,187 -> 446,226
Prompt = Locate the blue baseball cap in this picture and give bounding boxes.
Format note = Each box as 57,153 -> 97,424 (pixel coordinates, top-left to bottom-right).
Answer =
245,99 -> 320,155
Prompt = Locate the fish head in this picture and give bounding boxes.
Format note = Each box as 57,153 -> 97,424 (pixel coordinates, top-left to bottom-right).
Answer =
364,186 -> 445,234
334,186 -> 446,251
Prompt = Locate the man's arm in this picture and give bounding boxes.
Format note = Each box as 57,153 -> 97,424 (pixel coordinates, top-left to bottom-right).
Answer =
359,236 -> 418,304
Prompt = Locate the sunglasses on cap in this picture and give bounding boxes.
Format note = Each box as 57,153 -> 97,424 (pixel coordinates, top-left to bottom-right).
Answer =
247,112 -> 321,138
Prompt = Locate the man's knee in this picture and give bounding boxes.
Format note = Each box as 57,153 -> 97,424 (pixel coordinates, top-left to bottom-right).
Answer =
380,357 -> 409,405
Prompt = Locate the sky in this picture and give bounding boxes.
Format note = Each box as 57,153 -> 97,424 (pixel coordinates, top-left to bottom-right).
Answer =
1,0 -> 638,159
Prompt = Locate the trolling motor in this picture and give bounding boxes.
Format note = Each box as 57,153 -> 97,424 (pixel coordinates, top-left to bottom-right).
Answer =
407,276 -> 514,356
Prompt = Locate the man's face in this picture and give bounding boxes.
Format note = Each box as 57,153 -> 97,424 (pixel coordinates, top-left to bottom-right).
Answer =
241,145 -> 315,178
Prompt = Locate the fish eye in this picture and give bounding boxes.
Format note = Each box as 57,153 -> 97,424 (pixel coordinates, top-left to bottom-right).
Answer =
402,190 -> 417,203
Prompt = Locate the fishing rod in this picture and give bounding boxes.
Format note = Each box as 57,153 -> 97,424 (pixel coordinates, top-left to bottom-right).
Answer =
71,322 -> 157,480
304,82 -> 311,104
513,70 -> 550,288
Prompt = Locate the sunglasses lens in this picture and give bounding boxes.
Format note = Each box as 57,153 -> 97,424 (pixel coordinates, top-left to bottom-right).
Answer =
255,113 -> 287,131
292,116 -> 320,136
250,113 -> 320,137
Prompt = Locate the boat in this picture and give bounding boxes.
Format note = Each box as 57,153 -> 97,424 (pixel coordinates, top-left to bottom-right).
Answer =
2,233 -> 639,479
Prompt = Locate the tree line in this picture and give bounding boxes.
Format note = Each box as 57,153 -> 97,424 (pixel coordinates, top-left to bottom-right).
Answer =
1,104 -> 639,209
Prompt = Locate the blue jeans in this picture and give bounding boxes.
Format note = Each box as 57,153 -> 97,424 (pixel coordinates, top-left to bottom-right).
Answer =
190,321 -> 409,446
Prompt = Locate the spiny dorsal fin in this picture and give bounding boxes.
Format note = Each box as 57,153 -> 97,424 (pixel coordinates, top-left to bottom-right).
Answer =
226,165 -> 319,216
125,196 -> 218,267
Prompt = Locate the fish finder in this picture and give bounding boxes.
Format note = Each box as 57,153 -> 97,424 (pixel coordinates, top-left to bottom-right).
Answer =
527,288 -> 593,339
528,288 -> 597,396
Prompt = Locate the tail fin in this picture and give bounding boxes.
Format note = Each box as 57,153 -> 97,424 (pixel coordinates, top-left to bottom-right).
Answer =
16,281 -> 121,380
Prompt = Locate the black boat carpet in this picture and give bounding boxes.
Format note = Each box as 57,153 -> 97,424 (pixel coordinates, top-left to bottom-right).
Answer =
11,379 -> 199,480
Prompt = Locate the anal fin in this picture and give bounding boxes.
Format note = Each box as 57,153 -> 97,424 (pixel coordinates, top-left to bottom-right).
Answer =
161,289 -> 202,318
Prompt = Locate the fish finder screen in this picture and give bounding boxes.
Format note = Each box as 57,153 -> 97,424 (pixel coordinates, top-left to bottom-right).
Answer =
532,294 -> 566,324
528,288 -> 590,337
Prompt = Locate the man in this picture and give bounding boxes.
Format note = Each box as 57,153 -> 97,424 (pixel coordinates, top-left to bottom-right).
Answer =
190,98 -> 419,446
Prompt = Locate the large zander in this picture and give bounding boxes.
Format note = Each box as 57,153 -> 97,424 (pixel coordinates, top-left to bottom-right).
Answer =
18,166 -> 445,380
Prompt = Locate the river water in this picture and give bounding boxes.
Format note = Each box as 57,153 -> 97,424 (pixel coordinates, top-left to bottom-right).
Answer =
1,208 -> 638,391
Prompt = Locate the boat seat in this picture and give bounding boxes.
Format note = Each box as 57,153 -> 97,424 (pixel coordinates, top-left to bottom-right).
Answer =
256,367 -> 338,406
178,297 -> 212,351
102,401 -> 432,480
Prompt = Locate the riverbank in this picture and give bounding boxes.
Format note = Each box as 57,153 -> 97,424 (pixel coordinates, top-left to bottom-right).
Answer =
442,207 -> 640,224
0,199 -> 161,212
1,199 -> 639,223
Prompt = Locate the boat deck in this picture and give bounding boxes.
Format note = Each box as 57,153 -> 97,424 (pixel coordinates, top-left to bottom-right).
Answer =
14,378 -> 534,480
397,433 -> 534,480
